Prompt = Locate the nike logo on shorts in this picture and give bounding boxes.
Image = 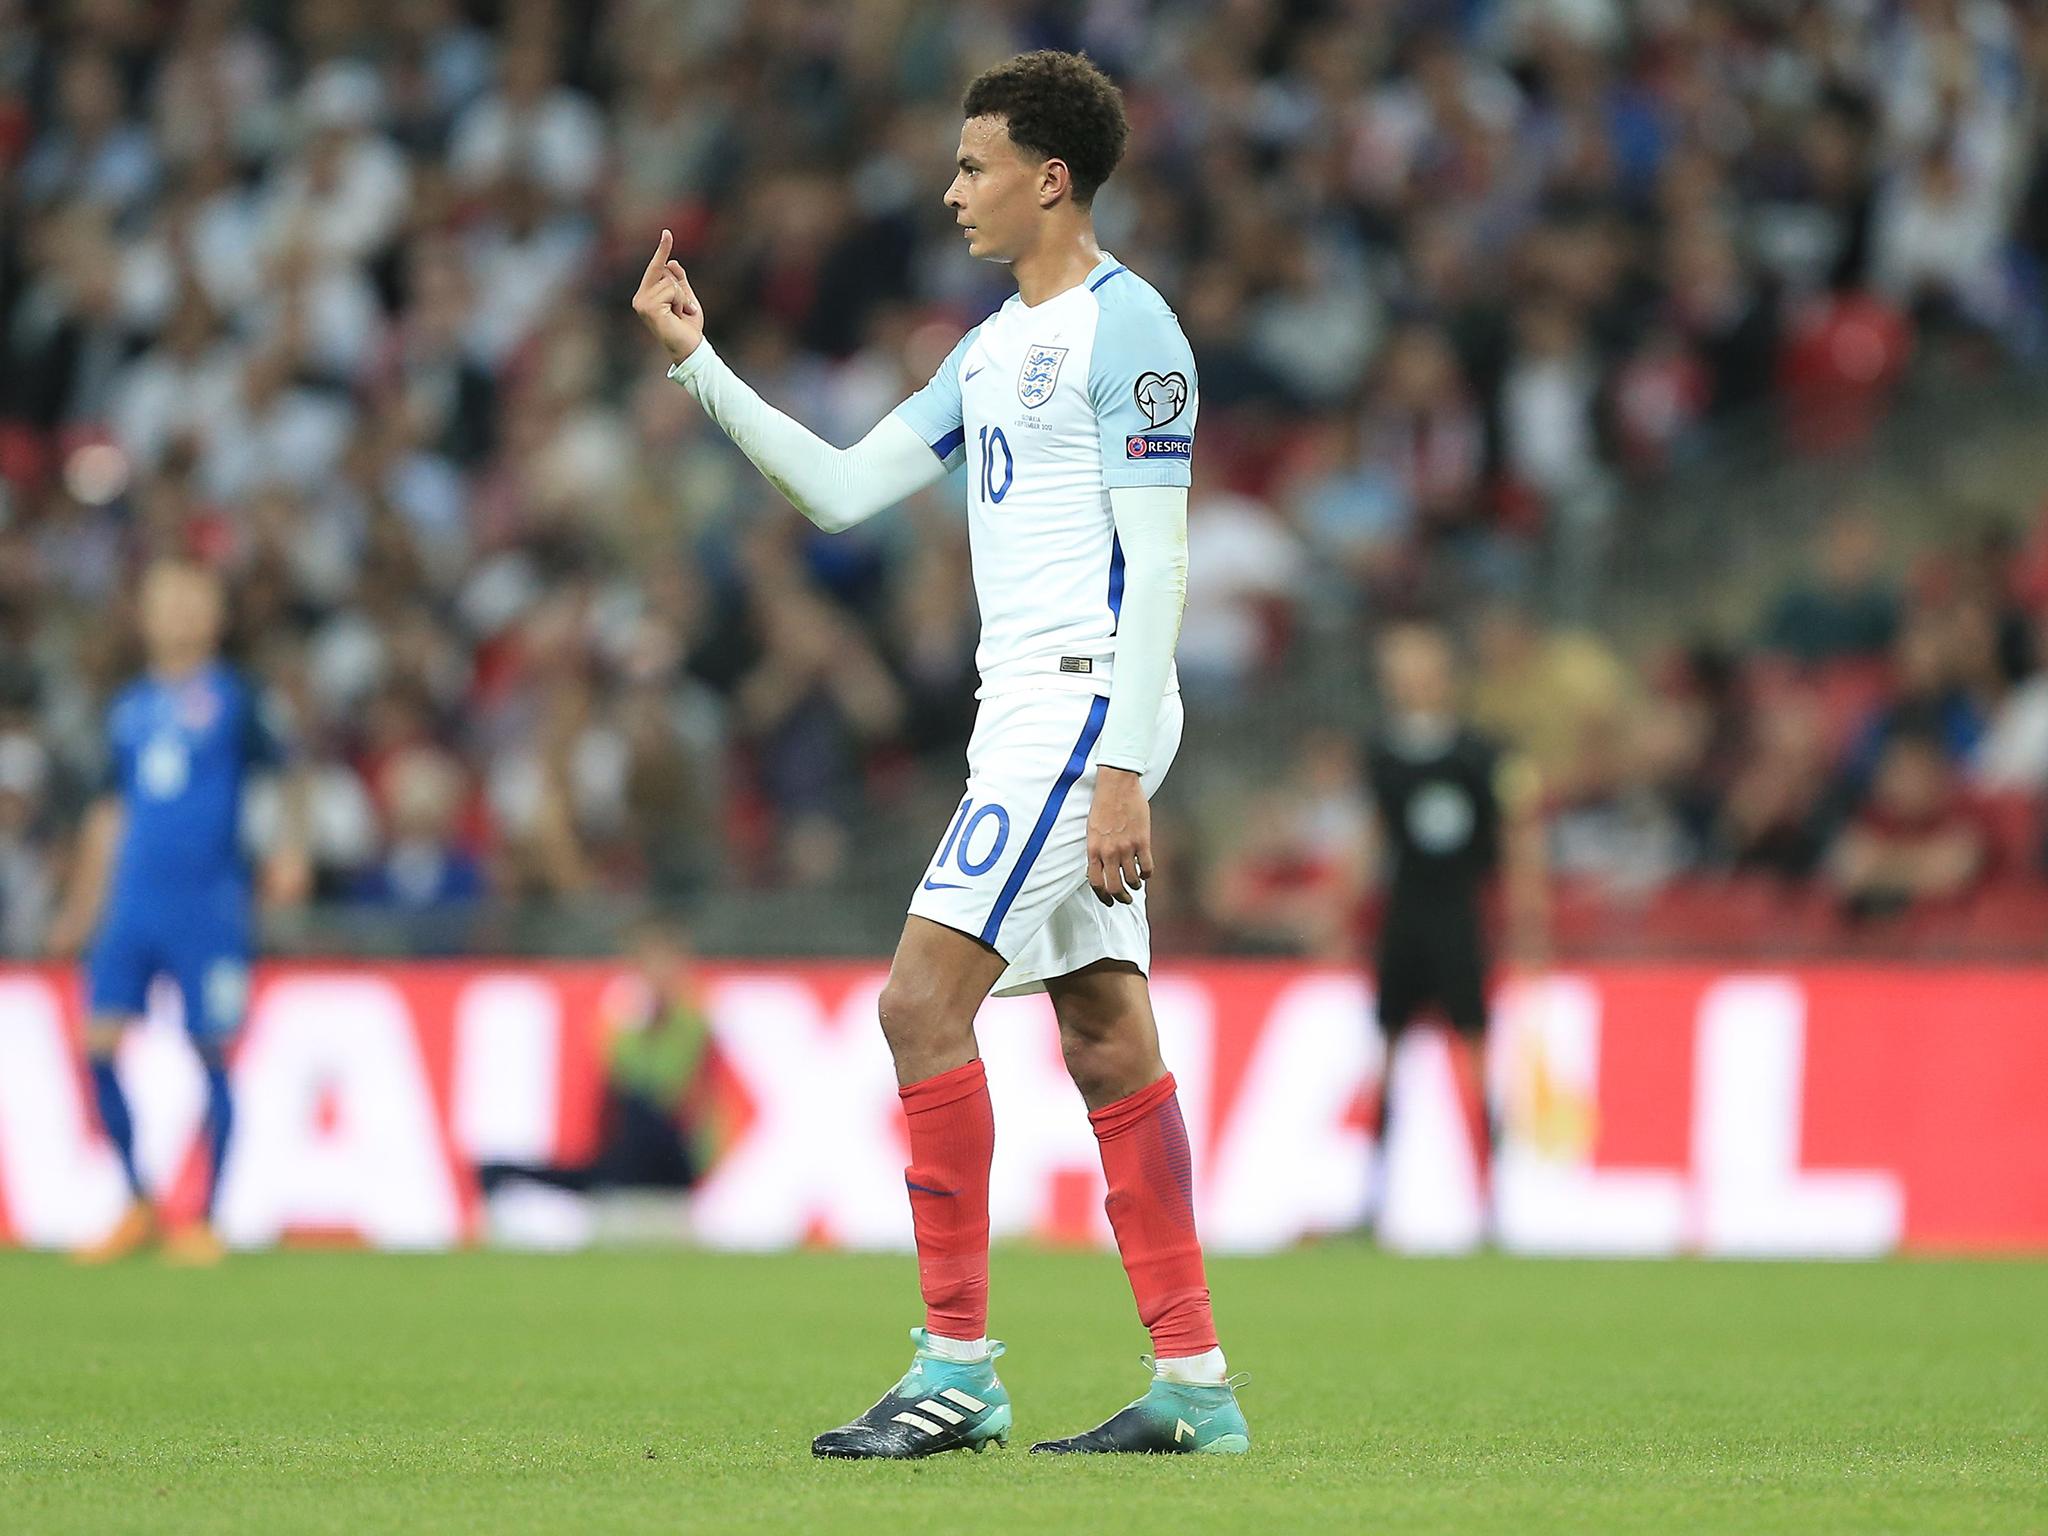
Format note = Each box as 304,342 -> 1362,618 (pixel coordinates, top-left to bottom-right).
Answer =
964,366 -> 984,382
922,877 -> 967,891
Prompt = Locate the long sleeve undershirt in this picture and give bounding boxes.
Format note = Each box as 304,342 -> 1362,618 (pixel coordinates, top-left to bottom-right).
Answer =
668,341 -> 941,533
1096,483 -> 1187,774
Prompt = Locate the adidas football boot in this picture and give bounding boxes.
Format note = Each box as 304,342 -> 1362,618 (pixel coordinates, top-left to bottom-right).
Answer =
811,1328 -> 1013,1459
1031,1361 -> 1249,1455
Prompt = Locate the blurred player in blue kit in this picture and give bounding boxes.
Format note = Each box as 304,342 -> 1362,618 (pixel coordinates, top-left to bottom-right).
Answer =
49,559 -> 309,1265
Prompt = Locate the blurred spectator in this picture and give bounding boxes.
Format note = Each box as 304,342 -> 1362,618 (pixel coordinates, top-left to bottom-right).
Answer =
1280,415 -> 1412,609
478,918 -> 720,1203
351,745 -> 485,912
590,918 -> 721,1190
1178,478 -> 1304,697
21,48 -> 157,219
1761,510 -> 1900,665
1976,612 -> 2048,795
1201,730 -> 1370,960
1499,299 -> 1602,510
1663,219 -> 1780,423
1468,605 -> 1630,796
885,532 -> 978,764
1874,148 -> 2011,332
1718,691 -> 1839,881
1828,730 -> 1987,920
1245,224 -> 1379,407
1847,610 -> 1986,781
615,678 -> 717,900
260,63 -> 411,272
1548,709 -> 1690,900
0,731 -> 56,957
1362,323 -> 1486,540
448,35 -> 604,204
732,556 -> 904,887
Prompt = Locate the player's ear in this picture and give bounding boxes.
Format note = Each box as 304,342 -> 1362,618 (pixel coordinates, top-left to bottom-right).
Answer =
1039,157 -> 1070,209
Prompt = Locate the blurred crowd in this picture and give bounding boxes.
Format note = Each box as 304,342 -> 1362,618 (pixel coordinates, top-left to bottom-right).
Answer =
4,0 -> 2048,957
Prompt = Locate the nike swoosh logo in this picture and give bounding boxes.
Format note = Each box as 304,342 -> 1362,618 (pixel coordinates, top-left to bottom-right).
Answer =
922,877 -> 967,891
906,1181 -> 956,1198
964,366 -> 984,382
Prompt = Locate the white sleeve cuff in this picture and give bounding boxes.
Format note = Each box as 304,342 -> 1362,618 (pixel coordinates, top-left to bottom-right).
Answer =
666,340 -> 718,386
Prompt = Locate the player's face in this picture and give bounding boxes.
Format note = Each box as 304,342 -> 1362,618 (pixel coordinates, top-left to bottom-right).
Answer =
140,564 -> 225,666
945,115 -> 1048,264
1381,630 -> 1456,717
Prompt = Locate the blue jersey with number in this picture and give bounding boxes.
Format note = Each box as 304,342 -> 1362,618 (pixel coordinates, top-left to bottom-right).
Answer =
103,662 -> 281,909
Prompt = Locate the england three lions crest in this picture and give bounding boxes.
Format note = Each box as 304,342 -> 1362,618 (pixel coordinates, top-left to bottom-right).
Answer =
1018,344 -> 1069,408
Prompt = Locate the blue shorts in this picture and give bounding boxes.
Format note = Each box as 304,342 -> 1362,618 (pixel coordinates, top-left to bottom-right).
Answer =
85,888 -> 253,1044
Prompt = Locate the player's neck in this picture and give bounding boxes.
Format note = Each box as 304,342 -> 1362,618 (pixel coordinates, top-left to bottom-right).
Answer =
1010,221 -> 1104,308
149,651 -> 212,684
1390,711 -> 1458,757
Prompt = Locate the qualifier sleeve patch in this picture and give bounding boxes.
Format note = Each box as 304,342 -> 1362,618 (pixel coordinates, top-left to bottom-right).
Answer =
1132,371 -> 1188,428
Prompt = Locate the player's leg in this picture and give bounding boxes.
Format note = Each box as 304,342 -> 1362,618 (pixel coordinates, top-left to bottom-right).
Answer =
1367,928 -> 1426,1227
74,922 -> 156,1262
84,1016 -> 143,1199
1030,958 -> 1247,1455
816,690 -> 1178,1458
812,915 -> 1012,1460
877,915 -> 1007,1342
1049,961 -> 1208,1361
162,925 -> 252,1265
1440,928 -> 1498,1223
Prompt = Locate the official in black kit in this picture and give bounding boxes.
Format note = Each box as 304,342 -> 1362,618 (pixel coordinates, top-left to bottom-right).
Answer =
1369,719 -> 1502,1040
1363,623 -> 1546,1203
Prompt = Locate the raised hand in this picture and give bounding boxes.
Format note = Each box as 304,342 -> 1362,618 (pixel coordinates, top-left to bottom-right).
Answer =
631,228 -> 705,365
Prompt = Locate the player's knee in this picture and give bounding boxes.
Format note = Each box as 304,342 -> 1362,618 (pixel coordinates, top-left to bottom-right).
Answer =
1058,1028 -> 1113,1099
1058,1014 -> 1158,1103
876,973 -> 970,1062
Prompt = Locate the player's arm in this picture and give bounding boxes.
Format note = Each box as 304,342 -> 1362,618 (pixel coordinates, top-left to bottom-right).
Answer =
1085,295 -> 1200,905
631,230 -> 949,533
1497,752 -> 1549,967
46,796 -> 123,956
263,763 -> 314,907
1089,485 -> 1189,904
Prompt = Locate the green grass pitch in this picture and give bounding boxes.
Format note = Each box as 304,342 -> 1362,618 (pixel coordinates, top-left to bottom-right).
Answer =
1,1245 -> 2042,1534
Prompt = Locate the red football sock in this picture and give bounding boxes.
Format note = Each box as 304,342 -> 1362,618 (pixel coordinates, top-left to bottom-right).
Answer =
1091,1072 -> 1219,1359
899,1058 -> 995,1341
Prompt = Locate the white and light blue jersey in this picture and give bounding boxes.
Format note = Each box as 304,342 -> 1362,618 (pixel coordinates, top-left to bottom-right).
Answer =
892,252 -> 1196,696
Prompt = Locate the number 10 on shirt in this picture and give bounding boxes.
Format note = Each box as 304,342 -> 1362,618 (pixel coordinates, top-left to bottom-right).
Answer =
978,426 -> 1013,504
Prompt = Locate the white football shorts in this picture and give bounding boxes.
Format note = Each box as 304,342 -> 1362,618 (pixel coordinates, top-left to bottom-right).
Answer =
906,687 -> 1184,997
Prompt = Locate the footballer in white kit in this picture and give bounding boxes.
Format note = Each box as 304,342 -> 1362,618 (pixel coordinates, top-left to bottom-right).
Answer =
892,252 -> 1196,997
633,48 -> 1245,1463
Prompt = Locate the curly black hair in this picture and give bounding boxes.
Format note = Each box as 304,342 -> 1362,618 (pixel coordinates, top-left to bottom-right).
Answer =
962,51 -> 1129,206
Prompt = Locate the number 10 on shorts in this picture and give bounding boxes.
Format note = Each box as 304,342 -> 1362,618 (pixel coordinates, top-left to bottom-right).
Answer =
935,797 -> 1011,878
